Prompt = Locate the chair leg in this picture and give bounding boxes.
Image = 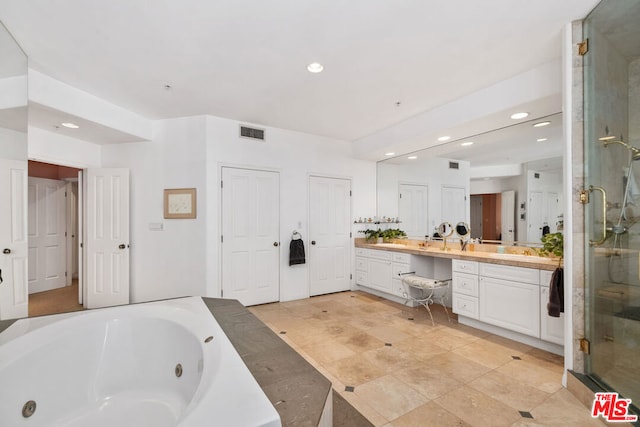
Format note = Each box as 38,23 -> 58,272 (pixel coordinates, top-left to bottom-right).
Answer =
438,297 -> 452,323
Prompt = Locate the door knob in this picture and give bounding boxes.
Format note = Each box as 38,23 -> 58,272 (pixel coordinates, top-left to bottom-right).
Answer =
273,242 -> 279,247
2,248 -> 10,254
311,241 -> 316,245
118,244 -> 126,249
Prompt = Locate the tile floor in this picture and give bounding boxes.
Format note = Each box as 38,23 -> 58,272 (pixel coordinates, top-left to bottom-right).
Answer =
250,290 -> 605,427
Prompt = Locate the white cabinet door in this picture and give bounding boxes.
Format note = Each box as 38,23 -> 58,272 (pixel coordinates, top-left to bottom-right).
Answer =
540,286 -> 564,345
368,258 -> 392,292
479,276 -> 540,337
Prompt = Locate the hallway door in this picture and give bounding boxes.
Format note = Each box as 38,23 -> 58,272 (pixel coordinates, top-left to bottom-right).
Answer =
399,183 -> 429,238
501,190 -> 515,242
83,168 -> 130,309
309,176 -> 351,296
27,177 -> 67,294
0,159 -> 28,320
221,167 -> 280,306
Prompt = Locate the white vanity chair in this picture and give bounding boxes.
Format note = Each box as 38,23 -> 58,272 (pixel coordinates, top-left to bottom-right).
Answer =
400,274 -> 452,326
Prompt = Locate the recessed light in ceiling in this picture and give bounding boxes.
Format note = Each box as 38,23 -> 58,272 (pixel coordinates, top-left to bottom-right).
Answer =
307,62 -> 324,73
61,122 -> 79,129
537,138 -> 548,142
408,156 -> 417,160
460,141 -> 474,146
385,152 -> 395,156
510,112 -> 529,120
533,121 -> 550,127
437,136 -> 451,142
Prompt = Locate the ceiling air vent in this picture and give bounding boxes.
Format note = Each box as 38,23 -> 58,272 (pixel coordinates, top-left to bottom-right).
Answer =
240,125 -> 265,141
449,161 -> 459,170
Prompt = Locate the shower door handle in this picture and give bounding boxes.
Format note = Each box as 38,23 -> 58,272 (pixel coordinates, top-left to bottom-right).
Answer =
589,185 -> 608,246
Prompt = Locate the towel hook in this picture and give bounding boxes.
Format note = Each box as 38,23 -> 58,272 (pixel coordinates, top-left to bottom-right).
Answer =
292,230 -> 302,240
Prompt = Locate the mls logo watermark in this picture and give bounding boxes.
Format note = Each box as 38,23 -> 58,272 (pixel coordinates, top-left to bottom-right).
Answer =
591,392 -> 638,422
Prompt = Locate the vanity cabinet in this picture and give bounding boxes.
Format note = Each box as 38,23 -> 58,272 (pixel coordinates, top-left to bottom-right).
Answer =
355,249 -> 413,299
539,269 -> 564,345
452,260 -> 479,319
479,276 -> 540,337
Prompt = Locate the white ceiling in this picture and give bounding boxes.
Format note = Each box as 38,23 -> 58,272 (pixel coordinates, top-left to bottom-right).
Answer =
0,0 -> 600,142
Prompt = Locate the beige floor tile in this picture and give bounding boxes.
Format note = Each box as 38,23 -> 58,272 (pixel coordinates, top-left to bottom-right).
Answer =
389,401 -> 471,427
361,345 -> 416,372
392,335 -> 449,362
435,385 -> 522,426
354,375 -> 429,421
393,365 -> 463,400
527,388 -> 607,426
496,359 -> 564,394
337,330 -> 386,353
484,334 -> 533,354
423,327 -> 483,351
363,324 -> 411,344
326,354 -> 387,386
468,370 -> 551,411
422,352 -> 492,384
452,338 -> 528,370
521,348 -> 564,374
300,339 -> 356,364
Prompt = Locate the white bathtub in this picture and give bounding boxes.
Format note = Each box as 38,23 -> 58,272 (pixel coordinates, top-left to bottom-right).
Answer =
0,297 -> 281,427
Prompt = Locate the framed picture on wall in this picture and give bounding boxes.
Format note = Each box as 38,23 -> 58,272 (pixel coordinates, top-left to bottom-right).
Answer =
164,188 -> 197,219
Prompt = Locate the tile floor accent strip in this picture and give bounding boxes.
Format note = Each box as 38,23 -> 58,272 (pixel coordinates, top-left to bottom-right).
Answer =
345,386 -> 355,392
519,410 -> 534,418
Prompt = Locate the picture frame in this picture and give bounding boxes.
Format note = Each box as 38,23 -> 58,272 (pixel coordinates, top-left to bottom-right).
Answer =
164,188 -> 197,219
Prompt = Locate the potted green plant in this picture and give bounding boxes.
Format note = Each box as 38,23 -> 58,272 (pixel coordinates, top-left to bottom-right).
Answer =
537,232 -> 563,262
381,228 -> 407,242
360,228 -> 383,243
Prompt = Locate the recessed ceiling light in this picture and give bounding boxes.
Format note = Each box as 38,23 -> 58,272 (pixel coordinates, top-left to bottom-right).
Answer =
510,112 -> 529,120
533,121 -> 551,127
460,141 -> 474,146
437,136 -> 451,142
537,138 -> 548,142
61,122 -> 79,129
599,135 -> 616,141
408,156 -> 417,160
385,152 -> 395,156
307,62 -> 324,73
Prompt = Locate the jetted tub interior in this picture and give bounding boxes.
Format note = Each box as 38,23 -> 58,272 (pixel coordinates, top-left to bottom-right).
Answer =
0,297 -> 281,427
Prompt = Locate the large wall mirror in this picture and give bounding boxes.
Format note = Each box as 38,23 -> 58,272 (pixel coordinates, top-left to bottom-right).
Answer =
0,19 -> 28,320
377,112 -> 563,244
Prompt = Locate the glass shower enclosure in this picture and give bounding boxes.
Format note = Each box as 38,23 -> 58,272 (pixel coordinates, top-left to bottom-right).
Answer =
583,0 -> 640,410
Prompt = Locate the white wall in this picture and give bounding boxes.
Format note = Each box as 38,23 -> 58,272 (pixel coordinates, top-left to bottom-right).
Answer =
0,126 -> 27,160
101,116 -> 208,303
28,126 -> 101,168
205,115 -> 377,302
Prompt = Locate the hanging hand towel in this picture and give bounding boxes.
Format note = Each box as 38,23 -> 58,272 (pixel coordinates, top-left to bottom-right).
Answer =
547,267 -> 564,317
289,238 -> 306,266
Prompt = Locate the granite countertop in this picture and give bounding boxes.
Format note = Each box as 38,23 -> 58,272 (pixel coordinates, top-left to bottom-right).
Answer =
355,241 -> 561,271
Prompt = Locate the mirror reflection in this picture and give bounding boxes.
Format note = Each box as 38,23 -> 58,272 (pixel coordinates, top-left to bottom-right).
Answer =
377,113 -> 563,245
0,20 -> 28,321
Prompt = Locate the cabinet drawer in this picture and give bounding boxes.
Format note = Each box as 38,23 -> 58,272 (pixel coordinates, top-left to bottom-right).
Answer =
452,294 -> 479,319
452,259 -> 479,274
356,256 -> 368,271
392,252 -> 411,264
355,248 -> 369,257
452,272 -> 479,297
540,269 -> 554,287
368,250 -> 393,261
392,263 -> 412,278
479,263 -> 539,285
356,270 -> 368,286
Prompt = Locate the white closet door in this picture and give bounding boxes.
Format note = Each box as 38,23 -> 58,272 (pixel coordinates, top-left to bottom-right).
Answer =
441,186 -> 467,226
309,176 -> 351,296
399,183 -> 429,239
501,190 -> 516,242
28,177 -> 67,294
221,167 -> 280,306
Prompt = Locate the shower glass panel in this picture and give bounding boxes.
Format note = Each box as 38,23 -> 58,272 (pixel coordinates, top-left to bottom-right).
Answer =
584,0 -> 640,408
